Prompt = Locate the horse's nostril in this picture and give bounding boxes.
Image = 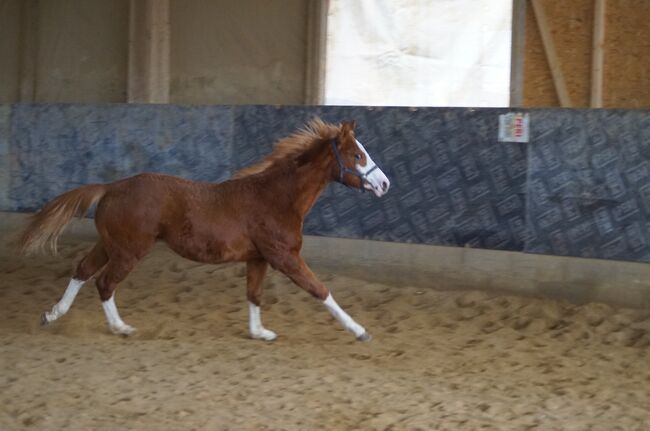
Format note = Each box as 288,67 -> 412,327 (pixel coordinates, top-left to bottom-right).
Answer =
382,181 -> 388,191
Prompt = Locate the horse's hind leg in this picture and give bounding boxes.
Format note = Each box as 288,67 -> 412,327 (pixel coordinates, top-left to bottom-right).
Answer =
246,259 -> 276,341
42,242 -> 108,325
95,255 -> 139,335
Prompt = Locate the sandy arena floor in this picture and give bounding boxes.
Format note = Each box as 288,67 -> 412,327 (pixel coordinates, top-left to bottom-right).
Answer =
1,235 -> 650,430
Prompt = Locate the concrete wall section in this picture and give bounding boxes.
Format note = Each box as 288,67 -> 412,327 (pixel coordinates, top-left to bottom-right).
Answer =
302,235 -> 650,309
0,0 -> 22,102
3,210 -> 649,309
0,0 -> 310,105
36,0 -> 129,103
169,0 -> 308,104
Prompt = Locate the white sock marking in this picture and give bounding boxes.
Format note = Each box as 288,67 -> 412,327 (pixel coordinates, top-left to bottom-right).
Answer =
248,302 -> 277,341
44,278 -> 84,322
323,293 -> 366,338
102,295 -> 135,335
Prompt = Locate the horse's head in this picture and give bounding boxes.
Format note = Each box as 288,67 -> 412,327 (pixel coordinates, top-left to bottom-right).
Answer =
331,120 -> 390,197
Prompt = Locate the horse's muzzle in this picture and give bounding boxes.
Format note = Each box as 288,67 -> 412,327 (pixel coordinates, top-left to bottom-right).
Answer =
363,169 -> 390,197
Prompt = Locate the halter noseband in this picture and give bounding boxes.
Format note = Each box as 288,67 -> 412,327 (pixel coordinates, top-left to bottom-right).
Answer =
330,138 -> 379,191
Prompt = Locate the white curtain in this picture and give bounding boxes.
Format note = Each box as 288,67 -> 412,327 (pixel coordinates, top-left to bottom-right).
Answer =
325,0 -> 512,107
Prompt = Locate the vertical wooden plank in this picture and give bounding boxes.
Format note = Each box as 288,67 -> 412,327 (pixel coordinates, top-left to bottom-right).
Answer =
304,0 -> 328,105
531,0 -> 573,107
128,0 -> 146,102
18,0 -> 38,102
128,0 -> 170,103
510,0 -> 527,107
591,0 -> 606,108
149,0 -> 170,103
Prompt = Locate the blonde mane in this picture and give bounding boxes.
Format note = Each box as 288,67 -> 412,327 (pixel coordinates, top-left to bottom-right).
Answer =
233,118 -> 340,179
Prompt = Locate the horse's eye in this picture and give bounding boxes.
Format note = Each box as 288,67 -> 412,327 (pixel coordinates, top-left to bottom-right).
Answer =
355,154 -> 362,160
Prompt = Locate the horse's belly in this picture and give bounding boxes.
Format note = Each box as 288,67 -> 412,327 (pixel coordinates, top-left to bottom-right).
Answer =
163,231 -> 258,264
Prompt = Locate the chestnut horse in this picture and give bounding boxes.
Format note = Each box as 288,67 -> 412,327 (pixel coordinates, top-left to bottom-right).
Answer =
18,119 -> 390,341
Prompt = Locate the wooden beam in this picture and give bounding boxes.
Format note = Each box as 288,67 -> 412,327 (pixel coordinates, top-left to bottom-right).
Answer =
128,0 -> 170,103
510,0 -> 526,107
531,0 -> 572,107
304,0 -> 328,105
590,0 -> 606,108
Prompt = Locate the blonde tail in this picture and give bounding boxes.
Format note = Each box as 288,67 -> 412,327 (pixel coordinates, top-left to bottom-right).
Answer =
16,184 -> 106,255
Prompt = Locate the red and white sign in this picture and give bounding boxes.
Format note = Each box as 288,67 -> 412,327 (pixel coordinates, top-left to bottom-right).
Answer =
498,113 -> 530,143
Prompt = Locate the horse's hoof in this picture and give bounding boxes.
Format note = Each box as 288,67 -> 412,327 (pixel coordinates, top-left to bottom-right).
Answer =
251,329 -> 277,341
110,324 -> 136,336
356,332 -> 372,342
40,313 -> 50,326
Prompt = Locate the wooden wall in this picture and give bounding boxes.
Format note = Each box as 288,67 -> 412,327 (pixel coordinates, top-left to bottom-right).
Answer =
523,0 -> 650,108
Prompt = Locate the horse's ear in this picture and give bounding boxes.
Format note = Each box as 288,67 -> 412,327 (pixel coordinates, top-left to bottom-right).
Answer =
341,120 -> 357,134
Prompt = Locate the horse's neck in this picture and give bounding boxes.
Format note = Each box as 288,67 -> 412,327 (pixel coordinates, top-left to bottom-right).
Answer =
290,149 -> 334,218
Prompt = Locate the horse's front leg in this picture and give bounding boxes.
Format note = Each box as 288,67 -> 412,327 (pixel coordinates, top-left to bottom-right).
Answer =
270,252 -> 371,342
246,258 -> 277,341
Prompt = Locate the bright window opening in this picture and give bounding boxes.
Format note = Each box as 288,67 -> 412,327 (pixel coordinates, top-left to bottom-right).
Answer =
325,0 -> 513,107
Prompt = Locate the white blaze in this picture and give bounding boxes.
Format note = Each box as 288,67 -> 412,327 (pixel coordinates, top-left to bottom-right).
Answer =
355,139 -> 390,197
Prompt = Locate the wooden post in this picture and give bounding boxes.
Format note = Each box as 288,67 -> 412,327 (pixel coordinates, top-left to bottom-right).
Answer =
510,0 -> 526,107
531,0 -> 572,107
590,0 -> 606,108
18,0 -> 38,102
128,0 -> 170,103
304,0 -> 328,105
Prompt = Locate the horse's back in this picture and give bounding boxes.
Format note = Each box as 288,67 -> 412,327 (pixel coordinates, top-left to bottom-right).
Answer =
99,173 -> 192,210
94,173 -> 211,248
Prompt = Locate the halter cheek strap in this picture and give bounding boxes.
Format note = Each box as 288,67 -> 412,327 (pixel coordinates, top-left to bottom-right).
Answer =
330,139 -> 379,190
